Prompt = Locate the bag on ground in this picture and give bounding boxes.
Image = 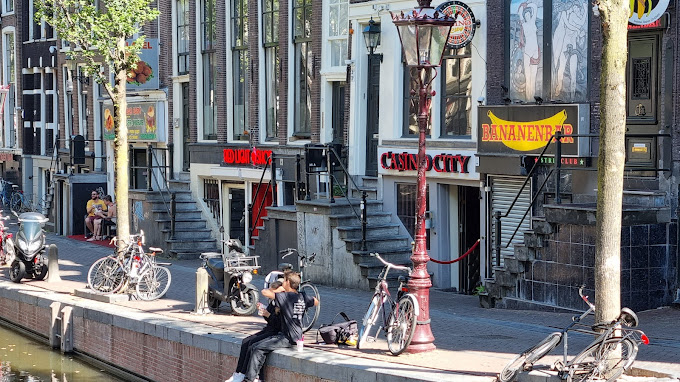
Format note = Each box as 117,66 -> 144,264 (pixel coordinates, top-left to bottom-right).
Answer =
317,312 -> 358,345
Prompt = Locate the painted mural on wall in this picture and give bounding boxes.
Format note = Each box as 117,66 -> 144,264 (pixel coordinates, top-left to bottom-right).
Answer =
551,0 -> 588,102
509,0 -> 544,102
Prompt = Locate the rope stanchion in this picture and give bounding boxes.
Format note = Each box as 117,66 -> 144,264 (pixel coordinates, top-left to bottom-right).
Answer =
429,239 -> 480,264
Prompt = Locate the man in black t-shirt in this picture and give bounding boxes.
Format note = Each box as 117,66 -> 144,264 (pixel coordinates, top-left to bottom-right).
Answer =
225,280 -> 283,382
243,272 -> 318,382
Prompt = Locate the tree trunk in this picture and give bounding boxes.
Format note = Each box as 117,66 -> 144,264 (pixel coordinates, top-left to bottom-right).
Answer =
595,0 -> 628,324
113,39 -> 130,248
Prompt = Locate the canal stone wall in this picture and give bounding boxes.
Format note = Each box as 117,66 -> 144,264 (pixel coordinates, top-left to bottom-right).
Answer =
0,281 -> 456,382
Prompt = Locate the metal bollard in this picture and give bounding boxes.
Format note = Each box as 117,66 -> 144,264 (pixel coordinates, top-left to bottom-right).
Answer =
46,244 -> 61,282
192,267 -> 212,315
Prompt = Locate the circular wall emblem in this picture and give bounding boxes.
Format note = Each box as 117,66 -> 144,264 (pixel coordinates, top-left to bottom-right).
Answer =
629,0 -> 669,25
435,1 -> 478,49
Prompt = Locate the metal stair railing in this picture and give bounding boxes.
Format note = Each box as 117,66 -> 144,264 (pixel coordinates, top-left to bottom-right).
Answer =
493,131 -> 671,267
303,144 -> 371,252
145,143 -> 176,239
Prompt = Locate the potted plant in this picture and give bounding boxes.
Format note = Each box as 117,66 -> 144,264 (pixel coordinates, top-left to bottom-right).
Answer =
333,185 -> 347,198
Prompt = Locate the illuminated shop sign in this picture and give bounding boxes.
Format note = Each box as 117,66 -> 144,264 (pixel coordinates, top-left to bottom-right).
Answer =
380,151 -> 471,174
523,155 -> 591,168
222,148 -> 272,166
478,105 -> 582,156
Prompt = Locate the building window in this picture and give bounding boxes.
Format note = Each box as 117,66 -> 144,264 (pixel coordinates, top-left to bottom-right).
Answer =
396,183 -> 430,249
328,0 -> 348,67
263,0 -> 279,140
441,45 -> 472,138
232,0 -> 248,140
202,0 -> 217,140
3,32 -> 14,148
508,0 -> 588,103
4,0 -> 13,13
293,0 -> 312,136
177,0 -> 190,75
77,67 -> 88,140
402,66 -> 424,137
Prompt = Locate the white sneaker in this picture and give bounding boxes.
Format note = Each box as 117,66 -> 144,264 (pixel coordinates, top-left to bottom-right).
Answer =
225,372 -> 245,382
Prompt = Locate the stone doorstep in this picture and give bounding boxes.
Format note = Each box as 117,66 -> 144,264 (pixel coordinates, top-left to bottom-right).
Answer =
0,281 -> 487,382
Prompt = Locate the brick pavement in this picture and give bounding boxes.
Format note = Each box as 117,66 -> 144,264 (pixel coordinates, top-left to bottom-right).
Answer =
1,229 -> 679,381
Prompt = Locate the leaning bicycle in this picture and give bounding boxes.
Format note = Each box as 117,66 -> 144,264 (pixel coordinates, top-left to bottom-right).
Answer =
356,252 -> 418,355
87,231 -> 172,300
264,248 -> 321,333
499,286 -> 649,382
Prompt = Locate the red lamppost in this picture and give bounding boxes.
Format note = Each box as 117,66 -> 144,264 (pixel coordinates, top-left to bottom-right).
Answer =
392,0 -> 454,353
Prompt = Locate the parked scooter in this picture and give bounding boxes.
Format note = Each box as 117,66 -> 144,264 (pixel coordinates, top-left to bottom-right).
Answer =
8,211 -> 49,283
0,213 -> 14,265
200,238 -> 261,315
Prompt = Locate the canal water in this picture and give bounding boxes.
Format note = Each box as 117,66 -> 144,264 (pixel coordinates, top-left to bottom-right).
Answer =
0,323 -> 124,381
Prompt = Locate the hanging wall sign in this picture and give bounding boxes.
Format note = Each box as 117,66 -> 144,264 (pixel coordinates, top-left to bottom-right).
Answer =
478,105 -> 582,155
628,0 -> 669,26
435,1 -> 478,49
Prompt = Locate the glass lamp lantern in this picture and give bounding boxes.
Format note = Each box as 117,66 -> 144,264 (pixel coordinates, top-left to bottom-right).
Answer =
391,0 -> 455,68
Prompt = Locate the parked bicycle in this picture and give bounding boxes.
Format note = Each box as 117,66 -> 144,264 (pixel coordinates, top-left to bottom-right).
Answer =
0,180 -> 13,208
499,286 -> 649,382
263,248 -> 320,333
0,213 -> 14,265
87,231 -> 172,300
356,252 -> 418,355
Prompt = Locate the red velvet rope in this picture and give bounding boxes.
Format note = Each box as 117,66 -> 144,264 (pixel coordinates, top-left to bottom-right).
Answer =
429,239 -> 480,264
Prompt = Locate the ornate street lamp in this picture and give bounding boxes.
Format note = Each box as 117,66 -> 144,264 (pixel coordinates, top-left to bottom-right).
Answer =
362,18 -> 381,56
391,0 -> 454,353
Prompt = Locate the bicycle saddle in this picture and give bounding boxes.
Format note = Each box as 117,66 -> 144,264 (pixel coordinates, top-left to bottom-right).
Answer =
278,262 -> 293,271
618,307 -> 639,328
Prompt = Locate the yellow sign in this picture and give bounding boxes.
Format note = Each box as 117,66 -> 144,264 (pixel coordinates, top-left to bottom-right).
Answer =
481,110 -> 574,151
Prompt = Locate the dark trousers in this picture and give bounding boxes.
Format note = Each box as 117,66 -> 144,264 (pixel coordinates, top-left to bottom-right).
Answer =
236,328 -> 277,373
244,334 -> 292,381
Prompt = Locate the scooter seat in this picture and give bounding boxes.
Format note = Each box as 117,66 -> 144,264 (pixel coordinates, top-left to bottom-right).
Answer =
279,262 -> 293,271
206,258 -> 225,282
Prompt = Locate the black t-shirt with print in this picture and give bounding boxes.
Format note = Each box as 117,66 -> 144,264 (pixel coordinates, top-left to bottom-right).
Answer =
274,291 -> 315,343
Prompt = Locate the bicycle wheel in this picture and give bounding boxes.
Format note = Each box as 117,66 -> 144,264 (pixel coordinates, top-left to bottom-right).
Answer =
87,256 -> 126,294
299,282 -> 320,333
499,332 -> 562,382
567,338 -> 638,382
357,294 -> 382,349
386,294 -> 418,355
135,266 -> 172,301
10,193 -> 22,212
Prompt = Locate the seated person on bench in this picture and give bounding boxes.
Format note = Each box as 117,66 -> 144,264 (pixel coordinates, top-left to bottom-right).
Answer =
92,195 -> 116,241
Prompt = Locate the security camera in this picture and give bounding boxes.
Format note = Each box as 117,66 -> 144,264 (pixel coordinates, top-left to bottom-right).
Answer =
49,45 -> 57,54
477,96 -> 485,106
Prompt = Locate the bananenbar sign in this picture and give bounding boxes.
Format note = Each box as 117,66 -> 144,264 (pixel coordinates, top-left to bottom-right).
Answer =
478,105 -> 579,155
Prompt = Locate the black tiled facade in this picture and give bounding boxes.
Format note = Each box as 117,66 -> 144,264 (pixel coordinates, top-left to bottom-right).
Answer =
520,223 -> 677,311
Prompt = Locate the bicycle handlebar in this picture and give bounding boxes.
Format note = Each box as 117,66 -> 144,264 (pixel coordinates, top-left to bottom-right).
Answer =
280,248 -> 298,259
370,252 -> 411,274
578,285 -> 596,312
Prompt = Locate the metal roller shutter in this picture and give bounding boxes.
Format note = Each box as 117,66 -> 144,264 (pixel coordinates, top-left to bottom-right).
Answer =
490,176 -> 532,266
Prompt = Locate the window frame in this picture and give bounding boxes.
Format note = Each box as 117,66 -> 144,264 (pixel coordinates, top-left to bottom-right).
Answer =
439,45 -> 472,139
201,0 -> 217,141
292,0 -> 312,137
231,0 -> 249,140
326,0 -> 348,68
262,0 -> 279,141
177,0 -> 190,75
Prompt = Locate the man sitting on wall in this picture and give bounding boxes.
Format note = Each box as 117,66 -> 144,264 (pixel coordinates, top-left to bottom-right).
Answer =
85,190 -> 106,240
